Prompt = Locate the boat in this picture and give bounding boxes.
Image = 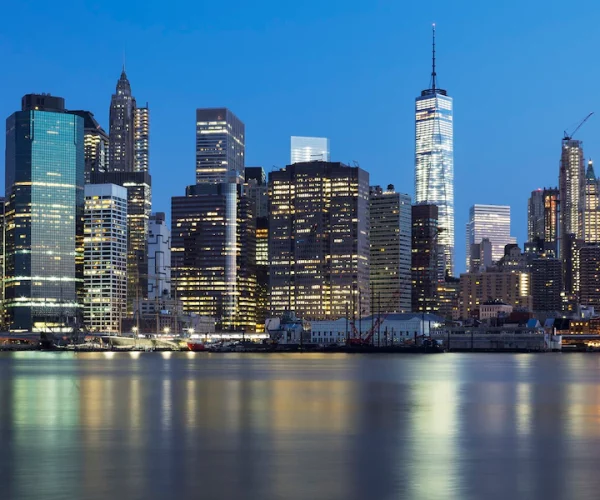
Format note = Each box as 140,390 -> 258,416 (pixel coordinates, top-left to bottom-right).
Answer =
187,339 -> 206,352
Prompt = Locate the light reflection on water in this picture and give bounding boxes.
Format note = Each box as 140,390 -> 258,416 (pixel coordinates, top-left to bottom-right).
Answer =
2,353 -> 600,499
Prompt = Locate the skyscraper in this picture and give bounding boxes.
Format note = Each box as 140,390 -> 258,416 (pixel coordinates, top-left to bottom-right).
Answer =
5,94 -> 84,331
290,136 -> 330,164
148,212 -> 171,300
195,108 -> 245,184
171,183 -> 256,331
369,185 -> 412,313
543,187 -> 560,257
466,204 -> 516,268
83,184 -> 127,332
269,162 -> 370,321
580,245 -> 600,308
559,139 -> 585,249
528,189 -> 545,242
411,204 -> 439,313
134,105 -> 150,173
415,25 -> 454,275
582,160 -> 600,242
108,69 -> 136,173
531,258 -> 563,312
70,110 -> 109,184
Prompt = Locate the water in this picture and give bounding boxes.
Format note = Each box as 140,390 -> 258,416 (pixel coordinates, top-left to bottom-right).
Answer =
1,352 -> 599,500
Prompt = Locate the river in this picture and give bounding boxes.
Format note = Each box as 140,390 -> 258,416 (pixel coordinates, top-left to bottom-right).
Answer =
0,351 -> 599,499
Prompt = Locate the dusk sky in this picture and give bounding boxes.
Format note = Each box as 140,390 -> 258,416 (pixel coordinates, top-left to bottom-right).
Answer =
1,0 -> 599,272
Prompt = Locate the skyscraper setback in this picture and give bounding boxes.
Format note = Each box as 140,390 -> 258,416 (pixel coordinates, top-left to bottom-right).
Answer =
466,205 -> 516,267
415,25 -> 454,275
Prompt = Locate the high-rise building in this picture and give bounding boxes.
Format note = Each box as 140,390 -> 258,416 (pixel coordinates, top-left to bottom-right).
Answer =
108,69 -> 137,173
0,197 -> 6,328
411,204 -> 439,313
148,212 -> 171,300
269,162 -> 370,321
245,167 -> 268,219
171,183 -> 256,331
458,270 -> 532,319
290,136 -> 330,164
582,160 -> 600,242
468,237 -> 493,273
69,110 -> 109,184
91,171 -> 152,313
369,185 -> 412,313
559,139 -> 585,249
134,105 -> 149,173
83,184 -> 127,332
437,275 -> 460,320
543,187 -> 560,257
530,258 -> 563,312
580,245 -> 600,308
466,205 -> 516,268
195,108 -> 245,184
528,189 -> 545,242
5,94 -> 84,332
415,26 -> 454,275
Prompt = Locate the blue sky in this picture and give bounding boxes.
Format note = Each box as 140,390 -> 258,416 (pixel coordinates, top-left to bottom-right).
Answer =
1,0 -> 599,272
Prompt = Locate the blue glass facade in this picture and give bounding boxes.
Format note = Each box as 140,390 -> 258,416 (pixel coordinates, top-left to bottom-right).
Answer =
5,104 -> 84,331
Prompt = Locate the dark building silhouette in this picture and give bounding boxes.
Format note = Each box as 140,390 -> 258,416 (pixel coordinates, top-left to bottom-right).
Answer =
70,110 -> 109,183
580,246 -> 600,308
531,258 -> 563,312
411,204 -> 439,313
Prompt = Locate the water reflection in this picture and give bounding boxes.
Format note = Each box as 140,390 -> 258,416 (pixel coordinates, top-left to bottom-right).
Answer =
2,353 -> 600,499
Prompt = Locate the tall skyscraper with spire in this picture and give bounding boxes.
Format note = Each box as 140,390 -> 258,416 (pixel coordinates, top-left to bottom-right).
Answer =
414,25 -> 454,276
108,68 -> 136,172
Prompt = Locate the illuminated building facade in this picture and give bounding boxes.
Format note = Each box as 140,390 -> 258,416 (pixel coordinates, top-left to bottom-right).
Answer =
5,94 -> 84,331
69,110 -> 108,184
369,185 -> 412,313
543,187 -> 560,257
559,139 -> 585,258
582,160 -> 600,243
290,136 -> 330,164
528,189 -> 545,242
196,108 -> 245,184
148,212 -> 171,300
269,162 -> 370,321
91,171 -> 152,313
458,270 -> 532,319
171,183 -> 256,331
411,204 -> 439,313
108,69 -> 136,172
83,184 -> 127,332
415,26 -> 454,275
134,105 -> 149,173
466,204 -> 516,268
437,275 -> 460,320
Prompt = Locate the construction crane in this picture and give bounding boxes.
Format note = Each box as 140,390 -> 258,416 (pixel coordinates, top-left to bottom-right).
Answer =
564,112 -> 594,141
347,290 -> 401,347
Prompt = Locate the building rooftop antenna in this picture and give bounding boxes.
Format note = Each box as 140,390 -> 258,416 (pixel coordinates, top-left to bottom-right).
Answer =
431,23 -> 437,91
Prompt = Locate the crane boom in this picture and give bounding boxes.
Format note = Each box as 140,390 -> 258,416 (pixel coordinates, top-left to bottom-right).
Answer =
564,112 -> 594,140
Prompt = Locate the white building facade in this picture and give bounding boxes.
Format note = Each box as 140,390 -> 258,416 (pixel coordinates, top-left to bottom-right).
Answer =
290,136 -> 330,164
84,184 -> 128,333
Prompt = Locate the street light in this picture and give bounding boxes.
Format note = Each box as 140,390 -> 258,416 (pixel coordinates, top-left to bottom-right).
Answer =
188,328 -> 195,336
163,327 -> 170,336
132,326 -> 138,338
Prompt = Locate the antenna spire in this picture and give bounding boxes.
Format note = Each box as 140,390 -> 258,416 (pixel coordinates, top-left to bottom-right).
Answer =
431,23 -> 437,91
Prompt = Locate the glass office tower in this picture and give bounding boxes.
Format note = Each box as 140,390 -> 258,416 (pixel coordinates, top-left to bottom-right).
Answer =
5,94 -> 84,332
466,204 -> 516,267
290,136 -> 330,164
415,26 -> 454,275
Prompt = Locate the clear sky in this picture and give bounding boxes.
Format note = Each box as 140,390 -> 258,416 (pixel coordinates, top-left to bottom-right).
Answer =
1,0 -> 599,272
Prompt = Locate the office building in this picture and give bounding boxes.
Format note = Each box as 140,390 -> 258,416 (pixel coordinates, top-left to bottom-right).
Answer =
5,94 -> 84,331
245,167 -> 268,218
559,138 -> 585,259
466,204 -> 516,268
411,204 -> 439,313
582,160 -> 600,243
108,69 -> 136,172
415,26 -> 454,275
543,187 -> 560,257
148,212 -> 171,300
369,185 -> 412,313
580,245 -> 600,308
0,197 -> 5,328
290,136 -> 330,164
269,161 -> 370,321
91,171 -> 152,312
69,110 -> 109,184
530,258 -> 563,312
83,184 -> 127,332
171,183 -> 256,331
458,270 -> 532,319
437,275 -> 460,320
134,105 -> 150,173
196,108 -> 245,184
469,237 -> 493,273
528,189 -> 545,242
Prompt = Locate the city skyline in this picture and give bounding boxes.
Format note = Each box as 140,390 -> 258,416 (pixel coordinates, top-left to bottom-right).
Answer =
2,2 -> 600,273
